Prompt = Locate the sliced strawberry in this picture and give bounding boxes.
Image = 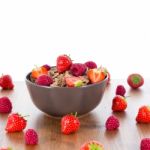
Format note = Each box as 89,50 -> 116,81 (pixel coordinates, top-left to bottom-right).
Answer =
65,77 -> 84,87
80,140 -> 104,150
31,66 -> 48,79
87,68 -> 106,83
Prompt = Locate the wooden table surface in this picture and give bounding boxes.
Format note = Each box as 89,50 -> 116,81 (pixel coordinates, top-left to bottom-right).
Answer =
0,80 -> 150,150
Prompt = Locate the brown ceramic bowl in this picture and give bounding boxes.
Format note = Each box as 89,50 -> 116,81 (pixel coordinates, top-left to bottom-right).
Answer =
26,73 -> 108,117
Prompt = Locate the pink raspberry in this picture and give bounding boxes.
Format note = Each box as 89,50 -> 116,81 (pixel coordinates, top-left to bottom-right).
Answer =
70,63 -> 86,77
35,75 -> 53,86
0,97 -> 12,113
105,115 -> 120,130
115,85 -> 126,96
84,61 -> 97,69
42,64 -> 51,71
25,129 -> 38,145
141,138 -> 150,150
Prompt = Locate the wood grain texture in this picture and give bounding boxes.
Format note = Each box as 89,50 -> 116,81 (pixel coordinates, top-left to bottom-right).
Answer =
0,80 -> 150,150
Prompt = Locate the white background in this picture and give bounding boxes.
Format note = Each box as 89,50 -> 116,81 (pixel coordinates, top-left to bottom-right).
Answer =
0,0 -> 150,81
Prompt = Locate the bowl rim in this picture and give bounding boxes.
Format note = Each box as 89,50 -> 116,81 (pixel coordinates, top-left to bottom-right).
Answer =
25,72 -> 108,89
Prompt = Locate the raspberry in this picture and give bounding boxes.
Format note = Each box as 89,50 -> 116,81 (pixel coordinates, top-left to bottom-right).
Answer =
42,64 -> 51,71
84,61 -> 97,69
35,75 -> 53,86
105,115 -> 120,130
141,138 -> 150,150
115,85 -> 126,96
70,63 -> 86,77
25,129 -> 38,145
0,75 -> 14,90
0,97 -> 12,113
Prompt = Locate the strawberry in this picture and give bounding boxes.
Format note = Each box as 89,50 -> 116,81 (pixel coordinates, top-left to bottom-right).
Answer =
57,55 -> 72,73
61,114 -> 80,134
80,141 -> 104,150
112,95 -> 127,111
0,147 -> 12,150
31,66 -> 48,79
87,68 -> 106,84
136,106 -> 150,123
65,77 -> 84,87
0,75 -> 14,90
127,73 -> 144,89
0,97 -> 12,113
5,113 -> 27,132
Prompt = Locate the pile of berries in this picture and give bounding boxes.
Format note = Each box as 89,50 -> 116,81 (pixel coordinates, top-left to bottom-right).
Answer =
30,55 -> 110,87
0,54 -> 149,150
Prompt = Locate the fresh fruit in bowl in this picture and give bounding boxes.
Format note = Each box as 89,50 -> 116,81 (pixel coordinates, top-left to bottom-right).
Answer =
87,68 -> 106,84
31,66 -> 48,79
57,54 -> 72,73
26,54 -> 108,117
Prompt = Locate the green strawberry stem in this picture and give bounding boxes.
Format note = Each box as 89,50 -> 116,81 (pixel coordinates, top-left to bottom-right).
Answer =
89,143 -> 102,150
74,112 -> 77,117
70,112 -> 78,117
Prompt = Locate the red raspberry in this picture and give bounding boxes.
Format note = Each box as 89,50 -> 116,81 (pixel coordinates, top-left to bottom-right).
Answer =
70,63 -> 86,77
25,129 -> 38,145
84,61 -> 97,69
35,75 -> 53,86
141,138 -> 150,150
42,64 -> 51,71
105,115 -> 120,130
0,97 -> 12,113
115,85 -> 126,96
0,75 -> 14,90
